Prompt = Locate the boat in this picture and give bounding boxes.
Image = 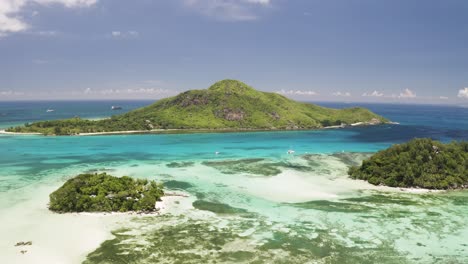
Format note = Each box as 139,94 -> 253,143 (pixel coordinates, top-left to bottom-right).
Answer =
287,150 -> 295,154
46,109 -> 55,113
111,106 -> 122,110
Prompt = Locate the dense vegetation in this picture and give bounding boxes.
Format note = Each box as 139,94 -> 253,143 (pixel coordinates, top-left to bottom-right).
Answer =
348,138 -> 468,189
7,80 -> 388,135
49,173 -> 164,213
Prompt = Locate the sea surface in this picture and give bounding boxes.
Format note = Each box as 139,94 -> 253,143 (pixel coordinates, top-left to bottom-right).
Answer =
0,101 -> 467,263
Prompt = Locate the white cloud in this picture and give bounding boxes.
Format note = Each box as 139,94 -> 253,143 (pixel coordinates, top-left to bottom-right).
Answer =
276,89 -> 317,96
245,0 -> 270,4
0,0 -> 97,36
362,90 -> 384,97
183,0 -> 271,21
35,0 -> 97,8
398,88 -> 416,98
34,30 -> 58,36
83,87 -> 177,97
458,88 -> 468,99
110,30 -> 139,38
126,88 -> 172,95
0,0 -> 29,35
332,91 -> 351,97
439,96 -> 449,100
0,90 -> 24,96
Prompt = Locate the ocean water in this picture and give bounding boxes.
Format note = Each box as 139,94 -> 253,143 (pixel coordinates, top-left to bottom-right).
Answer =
0,101 -> 467,263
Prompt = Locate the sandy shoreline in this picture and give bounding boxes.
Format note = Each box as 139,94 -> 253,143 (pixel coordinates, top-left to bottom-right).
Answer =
0,129 -> 42,135
0,122 -> 398,137
0,182 -> 189,264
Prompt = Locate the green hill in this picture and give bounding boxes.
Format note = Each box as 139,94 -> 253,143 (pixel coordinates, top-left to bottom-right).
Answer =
7,80 -> 388,135
348,138 -> 468,189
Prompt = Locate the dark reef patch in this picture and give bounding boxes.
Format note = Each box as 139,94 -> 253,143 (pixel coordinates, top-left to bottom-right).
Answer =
202,158 -> 313,176
192,200 -> 249,215
163,180 -> 194,190
166,161 -> 195,168
291,200 -> 374,213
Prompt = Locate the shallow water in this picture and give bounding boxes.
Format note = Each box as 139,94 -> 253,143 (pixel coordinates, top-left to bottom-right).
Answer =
0,102 -> 467,263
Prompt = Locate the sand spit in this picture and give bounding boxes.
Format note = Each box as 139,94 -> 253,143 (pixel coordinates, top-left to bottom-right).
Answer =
0,183 -> 188,264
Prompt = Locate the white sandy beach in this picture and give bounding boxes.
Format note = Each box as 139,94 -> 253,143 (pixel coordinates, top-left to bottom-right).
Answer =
0,120 -> 399,137
0,182 -> 188,264
0,129 -> 42,135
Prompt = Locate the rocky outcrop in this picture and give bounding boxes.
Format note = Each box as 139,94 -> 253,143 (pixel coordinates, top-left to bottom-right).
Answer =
176,93 -> 209,107
270,112 -> 280,120
215,108 -> 246,121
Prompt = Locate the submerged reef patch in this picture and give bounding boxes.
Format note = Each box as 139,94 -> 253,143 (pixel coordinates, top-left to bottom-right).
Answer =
201,158 -> 313,176
166,161 -> 195,168
84,213 -> 411,264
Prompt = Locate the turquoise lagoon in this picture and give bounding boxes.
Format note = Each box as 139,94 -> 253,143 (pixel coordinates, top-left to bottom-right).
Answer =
0,102 -> 467,263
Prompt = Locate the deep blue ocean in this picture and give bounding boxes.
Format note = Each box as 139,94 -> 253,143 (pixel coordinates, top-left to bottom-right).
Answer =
1,100 -> 467,142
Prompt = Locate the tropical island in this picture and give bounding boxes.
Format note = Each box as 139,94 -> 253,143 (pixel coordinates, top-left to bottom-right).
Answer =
5,80 -> 388,135
348,138 -> 468,189
49,173 -> 164,213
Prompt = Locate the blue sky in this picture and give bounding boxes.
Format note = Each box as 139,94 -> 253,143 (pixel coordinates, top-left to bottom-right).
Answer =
0,0 -> 467,104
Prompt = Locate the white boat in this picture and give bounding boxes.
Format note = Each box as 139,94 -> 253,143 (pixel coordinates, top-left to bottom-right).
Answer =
287,150 -> 295,154
111,106 -> 122,110
46,109 -> 55,112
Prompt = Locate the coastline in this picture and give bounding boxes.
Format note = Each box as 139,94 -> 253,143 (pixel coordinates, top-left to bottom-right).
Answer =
0,181 -> 189,264
0,130 -> 42,135
0,121 -> 398,137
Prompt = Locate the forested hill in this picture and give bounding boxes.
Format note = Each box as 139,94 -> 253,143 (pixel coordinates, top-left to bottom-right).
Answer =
7,80 -> 388,135
349,138 -> 468,189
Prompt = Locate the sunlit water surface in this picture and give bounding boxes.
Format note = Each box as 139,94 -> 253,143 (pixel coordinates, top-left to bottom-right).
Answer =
0,101 -> 467,263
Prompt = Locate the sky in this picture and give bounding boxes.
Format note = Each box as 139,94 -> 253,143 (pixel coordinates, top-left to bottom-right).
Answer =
0,0 -> 467,104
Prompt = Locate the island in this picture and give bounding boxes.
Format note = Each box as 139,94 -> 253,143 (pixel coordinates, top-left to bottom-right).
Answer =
49,173 -> 164,213
348,138 -> 468,189
6,79 -> 389,135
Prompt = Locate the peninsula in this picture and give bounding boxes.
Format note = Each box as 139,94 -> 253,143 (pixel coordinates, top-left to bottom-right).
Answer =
348,138 -> 468,189
6,80 -> 388,135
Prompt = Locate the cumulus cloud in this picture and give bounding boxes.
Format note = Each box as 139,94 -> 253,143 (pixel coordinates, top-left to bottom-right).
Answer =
458,88 -> 468,99
276,89 -> 317,96
398,88 -> 416,98
0,0 -> 97,36
183,0 -> 271,21
332,91 -> 351,97
362,90 -> 384,97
